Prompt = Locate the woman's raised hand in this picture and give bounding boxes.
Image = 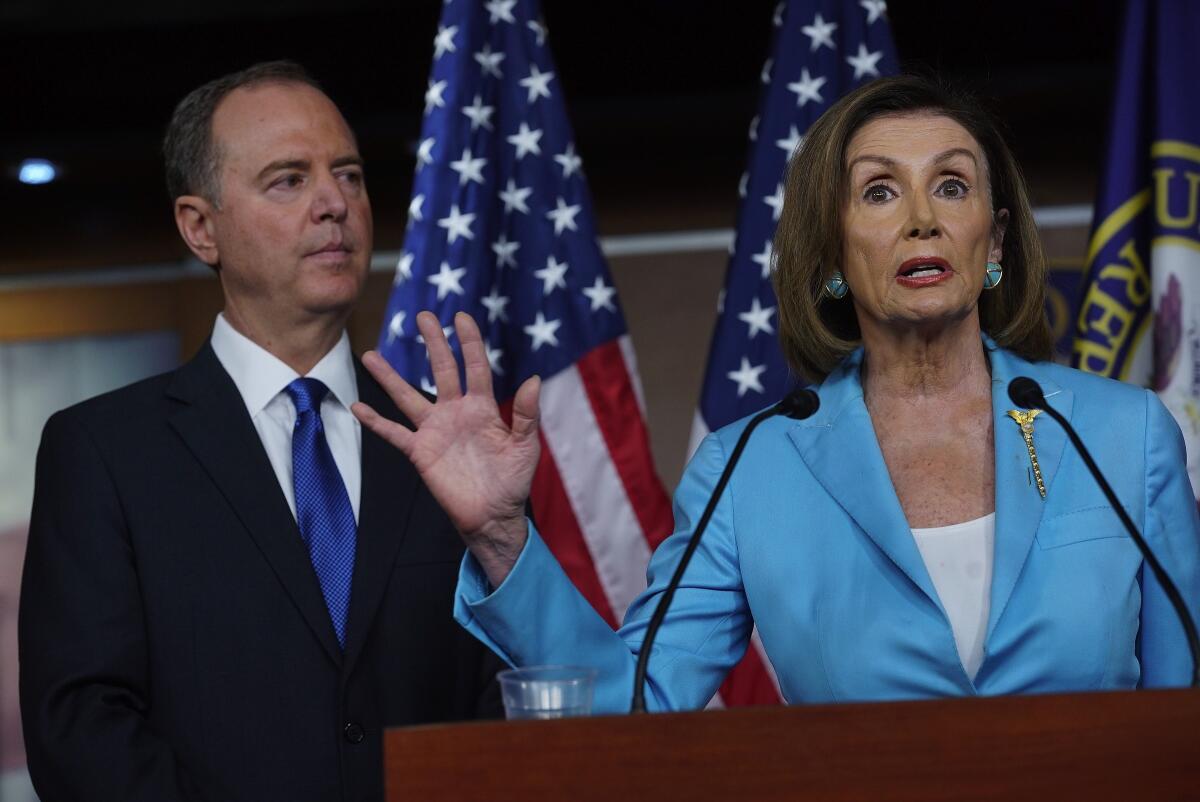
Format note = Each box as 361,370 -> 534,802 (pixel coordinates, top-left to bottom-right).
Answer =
353,311 -> 540,586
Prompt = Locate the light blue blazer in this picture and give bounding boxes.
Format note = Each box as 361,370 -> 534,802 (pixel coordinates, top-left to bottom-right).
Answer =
455,341 -> 1200,712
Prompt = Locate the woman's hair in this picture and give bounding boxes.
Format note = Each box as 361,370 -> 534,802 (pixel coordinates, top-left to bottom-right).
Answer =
772,74 -> 1054,381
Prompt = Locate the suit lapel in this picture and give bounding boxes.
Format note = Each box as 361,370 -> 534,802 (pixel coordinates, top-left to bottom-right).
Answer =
985,345 -> 1072,640
166,344 -> 344,666
788,353 -> 943,609
341,361 -> 422,676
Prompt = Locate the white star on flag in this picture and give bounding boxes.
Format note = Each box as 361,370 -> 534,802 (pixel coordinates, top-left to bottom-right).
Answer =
420,377 -> 438,397
480,287 -> 510,322
437,204 -> 476,242
415,137 -> 435,169
582,275 -> 617,312
407,194 -> 425,224
449,148 -> 487,185
738,172 -> 748,199
474,43 -> 505,77
801,13 -> 838,51
764,184 -> 785,222
772,0 -> 785,26
461,94 -> 495,131
554,143 -> 582,178
761,58 -> 773,85
788,68 -> 826,106
424,79 -> 447,113
861,0 -> 887,24
846,44 -> 884,79
738,298 -> 777,338
776,125 -> 803,156
727,357 -> 767,397
499,179 -> 532,214
427,262 -> 467,300
546,197 -> 582,234
524,311 -> 561,351
534,255 -> 569,294
485,0 -> 516,24
507,122 -> 543,159
748,115 -> 759,141
527,18 -> 547,45
386,311 -> 405,344
394,252 -> 414,285
433,24 -> 458,59
485,342 -> 504,375
491,233 -> 520,268
520,64 -> 554,103
751,240 -> 775,279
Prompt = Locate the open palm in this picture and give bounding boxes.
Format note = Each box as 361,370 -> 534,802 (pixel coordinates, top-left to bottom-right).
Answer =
353,311 -> 539,585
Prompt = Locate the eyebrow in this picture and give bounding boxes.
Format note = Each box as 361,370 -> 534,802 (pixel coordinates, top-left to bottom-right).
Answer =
847,147 -> 979,175
255,155 -> 364,182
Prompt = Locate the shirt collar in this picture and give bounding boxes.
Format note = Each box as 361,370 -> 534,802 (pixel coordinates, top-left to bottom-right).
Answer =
210,313 -> 358,417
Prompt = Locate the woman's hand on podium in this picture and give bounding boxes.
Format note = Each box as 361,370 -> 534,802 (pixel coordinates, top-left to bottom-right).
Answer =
354,311 -> 539,587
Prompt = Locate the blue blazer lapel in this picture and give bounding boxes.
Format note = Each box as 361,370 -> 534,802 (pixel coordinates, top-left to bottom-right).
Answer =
985,344 -> 1073,640
788,352 -> 943,610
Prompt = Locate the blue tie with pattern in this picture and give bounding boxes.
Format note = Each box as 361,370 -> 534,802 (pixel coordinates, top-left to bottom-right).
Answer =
286,377 -> 357,649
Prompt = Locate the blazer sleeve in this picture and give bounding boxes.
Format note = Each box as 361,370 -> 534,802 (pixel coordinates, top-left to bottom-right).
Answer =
454,431 -> 753,714
1138,390 -> 1200,687
19,411 -> 202,802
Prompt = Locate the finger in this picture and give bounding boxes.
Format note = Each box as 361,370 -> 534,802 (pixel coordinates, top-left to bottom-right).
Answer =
418,311 -> 462,402
360,350 -> 433,426
455,312 -> 495,399
351,400 -> 415,454
511,375 -> 541,440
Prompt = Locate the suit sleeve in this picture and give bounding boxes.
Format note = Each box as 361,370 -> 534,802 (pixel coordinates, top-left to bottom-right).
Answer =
19,411 -> 202,801
454,431 -> 753,714
1138,390 -> 1200,687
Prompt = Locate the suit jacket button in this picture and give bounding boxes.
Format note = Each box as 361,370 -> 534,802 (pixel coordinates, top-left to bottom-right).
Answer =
344,722 -> 365,744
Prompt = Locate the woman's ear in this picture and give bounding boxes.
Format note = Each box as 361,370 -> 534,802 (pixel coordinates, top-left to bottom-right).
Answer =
990,208 -> 1010,263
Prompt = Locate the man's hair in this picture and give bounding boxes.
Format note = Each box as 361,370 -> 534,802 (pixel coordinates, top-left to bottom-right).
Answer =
772,74 -> 1054,381
162,60 -> 323,204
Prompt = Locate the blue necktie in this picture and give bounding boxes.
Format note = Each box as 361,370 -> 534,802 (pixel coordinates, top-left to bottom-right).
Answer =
286,378 -> 356,648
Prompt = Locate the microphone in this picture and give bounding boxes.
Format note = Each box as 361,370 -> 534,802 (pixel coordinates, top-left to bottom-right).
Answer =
630,388 -> 820,713
1008,377 -> 1200,688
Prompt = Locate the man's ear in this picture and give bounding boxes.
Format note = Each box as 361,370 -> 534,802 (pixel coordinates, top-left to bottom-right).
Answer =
989,208 -> 1010,263
174,195 -> 220,268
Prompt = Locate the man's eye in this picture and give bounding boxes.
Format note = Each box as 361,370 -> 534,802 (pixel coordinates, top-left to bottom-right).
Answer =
273,174 -> 304,189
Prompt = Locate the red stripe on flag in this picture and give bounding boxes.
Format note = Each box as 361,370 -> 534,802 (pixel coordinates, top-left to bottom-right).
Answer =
500,399 -> 617,628
718,643 -> 784,706
574,341 -> 674,549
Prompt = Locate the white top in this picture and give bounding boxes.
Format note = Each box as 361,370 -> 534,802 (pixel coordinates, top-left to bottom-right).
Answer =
911,512 -> 995,681
210,313 -> 362,523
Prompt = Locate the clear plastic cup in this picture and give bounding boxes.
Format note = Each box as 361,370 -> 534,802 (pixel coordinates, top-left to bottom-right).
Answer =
497,665 -> 598,720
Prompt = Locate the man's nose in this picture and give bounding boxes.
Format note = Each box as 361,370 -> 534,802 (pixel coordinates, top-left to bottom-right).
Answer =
312,172 -> 349,222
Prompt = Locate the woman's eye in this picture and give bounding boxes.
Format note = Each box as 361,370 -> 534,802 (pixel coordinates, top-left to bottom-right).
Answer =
938,178 -> 969,198
864,184 -> 894,203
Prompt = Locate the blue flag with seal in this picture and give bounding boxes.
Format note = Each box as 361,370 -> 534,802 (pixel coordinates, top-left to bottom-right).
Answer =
1072,0 -> 1200,496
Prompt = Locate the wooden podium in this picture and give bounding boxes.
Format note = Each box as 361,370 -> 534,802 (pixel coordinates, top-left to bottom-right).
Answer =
385,689 -> 1200,800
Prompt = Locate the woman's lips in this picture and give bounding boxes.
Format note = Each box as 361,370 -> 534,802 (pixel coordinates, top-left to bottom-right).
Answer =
895,256 -> 952,287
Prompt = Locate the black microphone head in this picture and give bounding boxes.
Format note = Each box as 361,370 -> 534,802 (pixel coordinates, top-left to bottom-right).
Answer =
1008,376 -> 1046,409
779,388 -> 820,420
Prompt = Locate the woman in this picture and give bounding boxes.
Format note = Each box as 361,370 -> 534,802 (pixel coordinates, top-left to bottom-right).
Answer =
353,76 -> 1200,710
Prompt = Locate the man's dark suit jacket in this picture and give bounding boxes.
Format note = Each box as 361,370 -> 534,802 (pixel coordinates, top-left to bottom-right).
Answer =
19,343 -> 504,802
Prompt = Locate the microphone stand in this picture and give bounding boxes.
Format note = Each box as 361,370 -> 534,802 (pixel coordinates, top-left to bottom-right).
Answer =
630,389 -> 820,713
1010,377 -> 1200,688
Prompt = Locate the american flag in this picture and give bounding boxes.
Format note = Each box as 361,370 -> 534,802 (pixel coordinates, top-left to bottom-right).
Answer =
690,0 -> 898,705
377,0 -> 673,629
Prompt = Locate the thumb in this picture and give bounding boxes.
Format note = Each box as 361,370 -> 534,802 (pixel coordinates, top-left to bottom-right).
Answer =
511,375 -> 541,439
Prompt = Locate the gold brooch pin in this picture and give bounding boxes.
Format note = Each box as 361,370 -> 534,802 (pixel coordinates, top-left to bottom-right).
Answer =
1007,409 -> 1046,498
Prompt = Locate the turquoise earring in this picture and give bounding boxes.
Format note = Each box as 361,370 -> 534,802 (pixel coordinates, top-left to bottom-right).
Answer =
984,262 -> 1003,290
823,271 -> 849,299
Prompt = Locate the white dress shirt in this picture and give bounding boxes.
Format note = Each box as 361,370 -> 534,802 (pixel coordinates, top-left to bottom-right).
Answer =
911,512 -> 995,681
210,313 -> 362,523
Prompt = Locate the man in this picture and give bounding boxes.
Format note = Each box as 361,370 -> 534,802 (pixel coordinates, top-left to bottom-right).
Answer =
19,61 -> 503,802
